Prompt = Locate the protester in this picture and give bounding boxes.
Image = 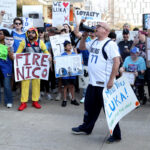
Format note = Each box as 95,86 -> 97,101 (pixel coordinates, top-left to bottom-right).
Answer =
0,29 -> 13,108
38,28 -> 53,101
118,29 -> 133,62
72,22 -> 121,143
120,47 -> 146,104
15,27 -> 50,111
61,40 -> 80,107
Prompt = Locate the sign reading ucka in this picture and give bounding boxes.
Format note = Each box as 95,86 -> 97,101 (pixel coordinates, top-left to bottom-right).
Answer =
103,76 -> 140,135
14,53 -> 50,82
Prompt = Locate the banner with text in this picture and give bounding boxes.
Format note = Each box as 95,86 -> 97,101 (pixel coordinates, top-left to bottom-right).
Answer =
52,1 -> 70,27
50,33 -> 71,57
0,0 -> 17,27
14,53 -> 50,82
103,76 -> 140,135
75,10 -> 101,27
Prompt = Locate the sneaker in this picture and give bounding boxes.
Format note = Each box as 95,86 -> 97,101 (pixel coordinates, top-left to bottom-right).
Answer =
71,99 -> 79,106
55,93 -> 61,101
18,103 -> 27,111
47,94 -> 53,100
106,136 -> 121,144
7,103 -> 12,108
52,89 -> 58,94
72,127 -> 89,135
40,92 -> 44,97
68,92 -> 72,100
80,97 -> 85,103
61,100 -> 67,107
32,101 -> 41,109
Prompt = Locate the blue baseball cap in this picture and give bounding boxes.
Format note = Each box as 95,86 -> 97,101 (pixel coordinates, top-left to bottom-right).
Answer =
130,47 -> 139,54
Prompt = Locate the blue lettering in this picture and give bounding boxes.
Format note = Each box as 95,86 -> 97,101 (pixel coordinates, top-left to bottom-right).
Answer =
120,92 -> 127,102
113,96 -> 121,106
109,101 -> 116,111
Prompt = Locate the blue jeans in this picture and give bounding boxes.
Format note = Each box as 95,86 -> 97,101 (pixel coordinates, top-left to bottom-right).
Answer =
0,77 -> 13,105
82,88 -> 87,97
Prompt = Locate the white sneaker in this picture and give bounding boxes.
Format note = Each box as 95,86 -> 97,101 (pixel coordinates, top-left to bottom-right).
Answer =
47,94 -> 53,100
55,93 -> 61,101
7,103 -> 12,108
52,89 -> 58,94
41,92 -> 44,97
80,97 -> 85,103
68,92 -> 72,100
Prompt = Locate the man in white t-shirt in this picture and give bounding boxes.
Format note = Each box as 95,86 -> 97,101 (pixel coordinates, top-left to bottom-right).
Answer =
72,22 -> 121,143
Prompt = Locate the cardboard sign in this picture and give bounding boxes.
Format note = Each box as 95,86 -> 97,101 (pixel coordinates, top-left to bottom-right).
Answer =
14,53 -> 50,82
52,1 -> 70,27
75,10 -> 101,27
50,33 -> 71,57
22,5 -> 44,27
103,76 -> 140,135
0,0 -> 17,27
0,44 -> 8,60
54,54 -> 83,78
122,72 -> 135,85
79,66 -> 89,88
115,31 -> 138,44
22,17 -> 33,32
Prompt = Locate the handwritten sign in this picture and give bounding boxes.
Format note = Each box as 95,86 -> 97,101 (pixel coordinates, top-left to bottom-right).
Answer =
54,54 -> 83,78
0,0 -> 17,27
22,17 -> 33,32
0,44 -> 8,60
52,1 -> 70,27
103,76 -> 140,135
115,31 -> 138,44
75,10 -> 101,27
14,53 -> 50,82
50,33 -> 71,57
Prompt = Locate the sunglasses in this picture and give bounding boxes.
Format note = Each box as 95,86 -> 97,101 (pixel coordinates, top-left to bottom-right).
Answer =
27,31 -> 36,34
15,23 -> 22,25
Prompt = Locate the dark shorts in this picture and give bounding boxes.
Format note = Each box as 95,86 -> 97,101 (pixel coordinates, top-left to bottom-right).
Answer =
62,79 -> 76,86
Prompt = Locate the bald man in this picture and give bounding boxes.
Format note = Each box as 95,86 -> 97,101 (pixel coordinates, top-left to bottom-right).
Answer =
72,22 -> 121,143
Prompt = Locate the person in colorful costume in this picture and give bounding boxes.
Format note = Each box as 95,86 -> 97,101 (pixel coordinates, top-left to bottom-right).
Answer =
16,27 -> 49,111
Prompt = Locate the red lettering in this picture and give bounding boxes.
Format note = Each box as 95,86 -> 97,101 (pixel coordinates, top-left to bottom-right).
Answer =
42,68 -> 48,78
33,54 -> 40,66
32,67 -> 41,78
16,67 -> 24,81
41,55 -> 48,67
26,66 -> 32,79
24,53 -> 31,65
16,54 -> 24,66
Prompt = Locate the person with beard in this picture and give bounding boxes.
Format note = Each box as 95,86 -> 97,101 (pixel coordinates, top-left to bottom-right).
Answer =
15,27 -> 49,111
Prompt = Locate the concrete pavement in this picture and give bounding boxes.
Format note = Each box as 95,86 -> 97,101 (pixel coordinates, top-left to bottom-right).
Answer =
0,93 -> 150,150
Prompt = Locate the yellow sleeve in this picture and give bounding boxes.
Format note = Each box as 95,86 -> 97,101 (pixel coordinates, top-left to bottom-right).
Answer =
40,40 -> 49,54
16,40 -> 25,53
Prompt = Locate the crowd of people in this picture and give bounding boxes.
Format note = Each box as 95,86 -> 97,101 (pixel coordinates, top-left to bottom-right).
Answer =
0,7 -> 150,143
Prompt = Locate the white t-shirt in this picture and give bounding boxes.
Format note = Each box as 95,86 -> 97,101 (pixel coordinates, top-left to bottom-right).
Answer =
86,37 -> 120,87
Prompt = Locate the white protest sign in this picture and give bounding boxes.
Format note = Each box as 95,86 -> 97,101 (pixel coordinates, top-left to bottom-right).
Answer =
79,66 -> 89,88
22,5 -> 44,27
115,31 -> 138,44
103,76 -> 140,135
0,0 -> 17,27
52,1 -> 70,27
122,72 -> 135,85
22,17 -> 33,32
14,53 -> 50,82
54,54 -> 83,78
50,33 -> 71,57
75,10 -> 101,27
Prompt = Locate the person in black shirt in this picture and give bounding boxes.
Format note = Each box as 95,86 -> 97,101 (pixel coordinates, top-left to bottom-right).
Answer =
118,29 -> 133,62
